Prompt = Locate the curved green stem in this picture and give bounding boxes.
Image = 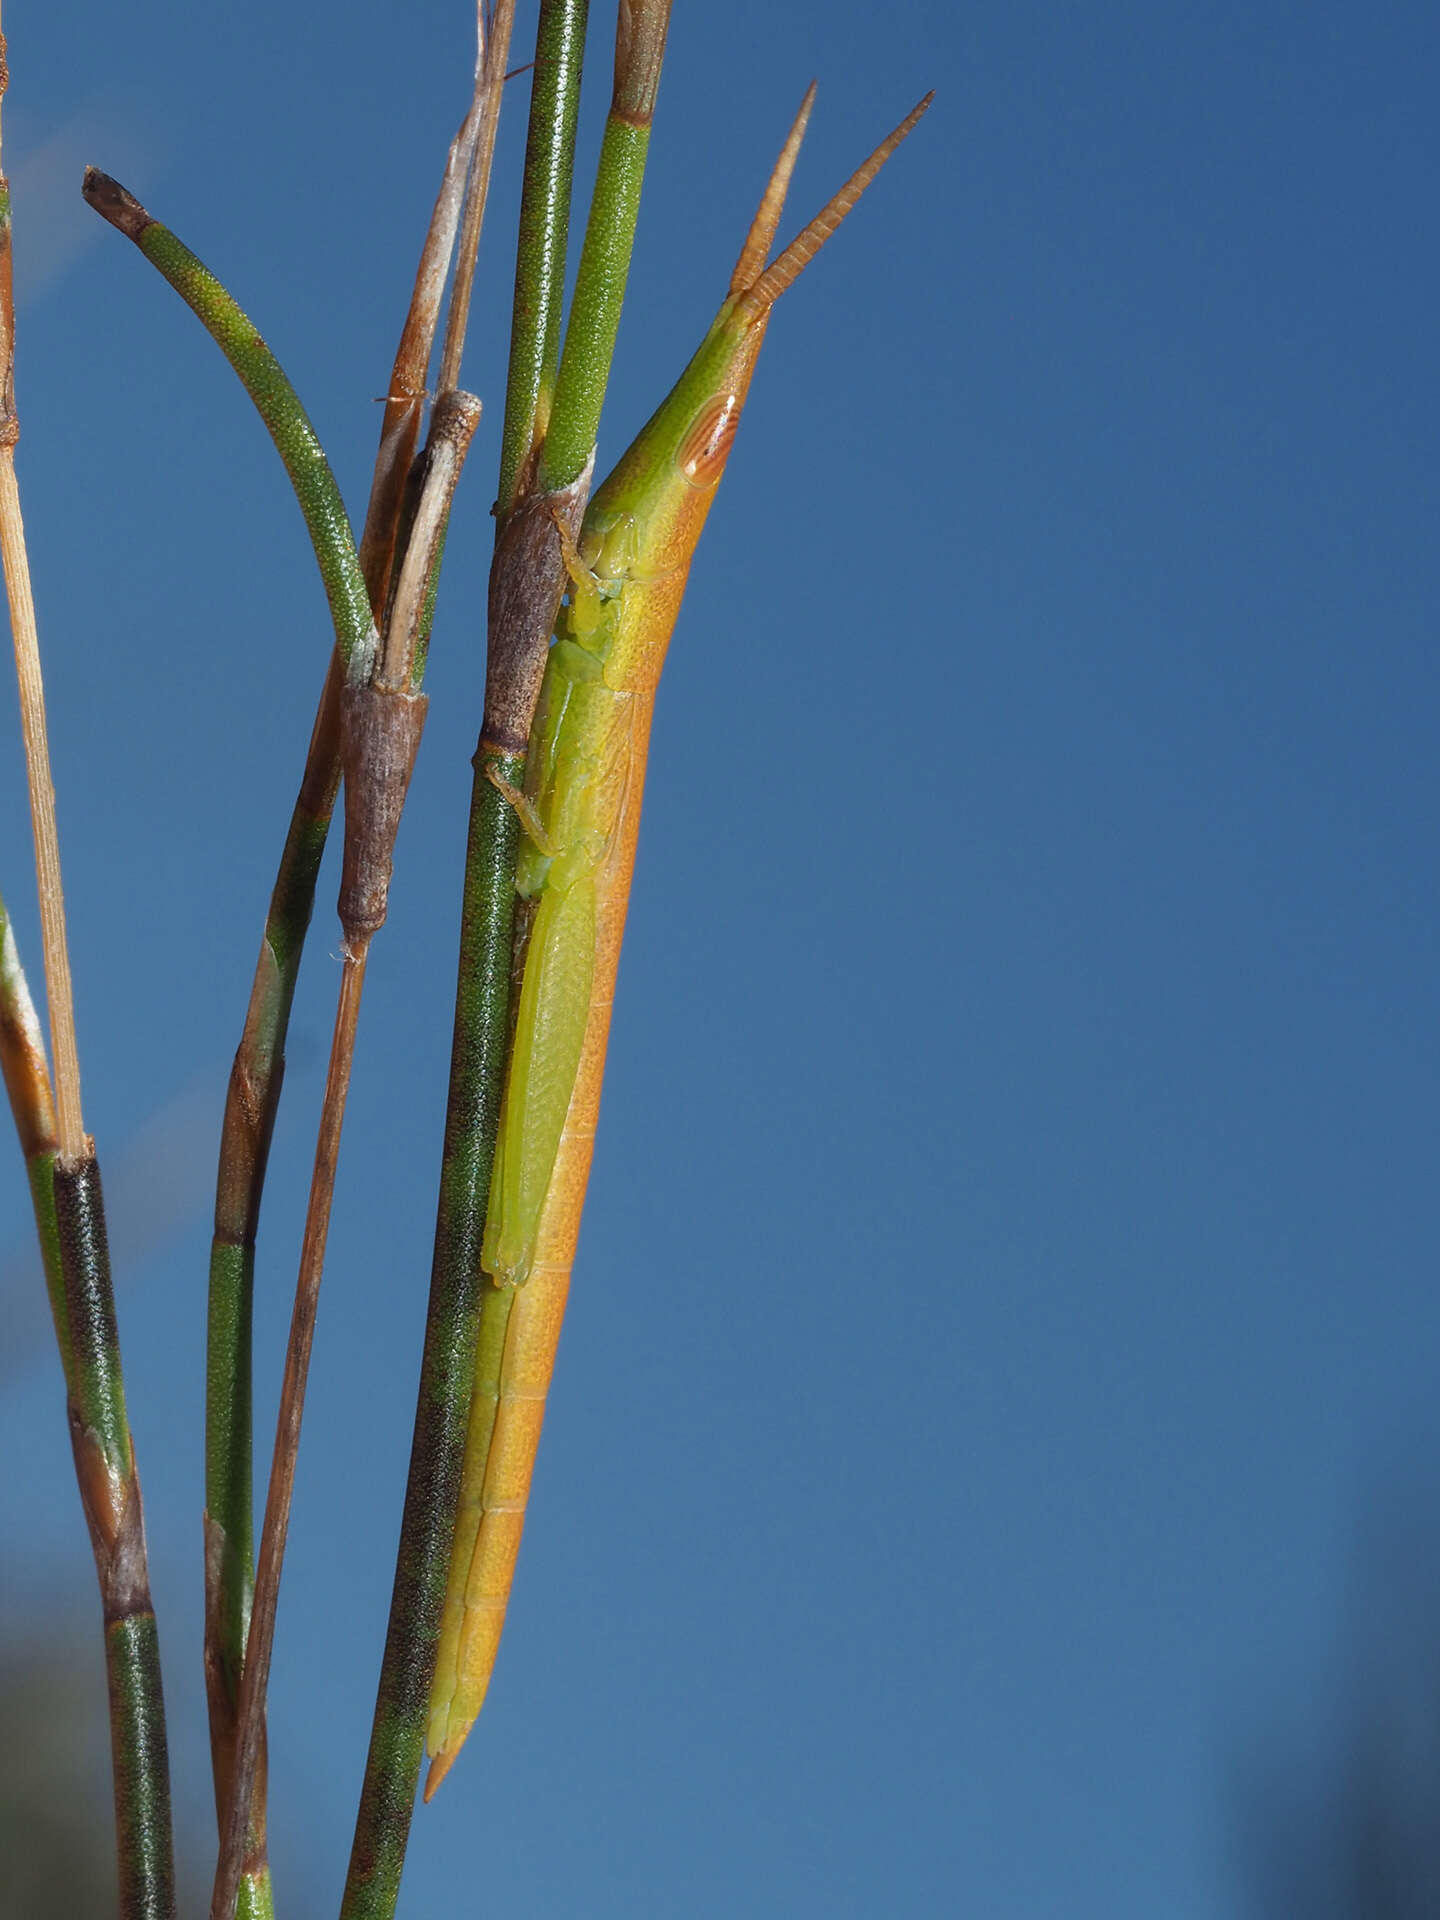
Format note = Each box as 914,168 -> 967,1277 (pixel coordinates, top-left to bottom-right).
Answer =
81,170 -> 377,679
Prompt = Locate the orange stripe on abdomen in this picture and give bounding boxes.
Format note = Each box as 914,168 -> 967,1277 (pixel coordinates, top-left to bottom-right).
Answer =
441,693 -> 658,1750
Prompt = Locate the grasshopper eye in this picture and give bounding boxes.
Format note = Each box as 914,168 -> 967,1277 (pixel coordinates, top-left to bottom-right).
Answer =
678,392 -> 742,489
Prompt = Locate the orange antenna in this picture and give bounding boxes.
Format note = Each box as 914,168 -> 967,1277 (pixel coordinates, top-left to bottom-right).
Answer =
740,91 -> 934,316
730,82 -> 818,295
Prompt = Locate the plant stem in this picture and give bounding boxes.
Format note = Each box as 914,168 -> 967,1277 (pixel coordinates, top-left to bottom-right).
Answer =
0,467 -> 83,1149
214,385 -> 477,1920
538,0 -> 672,492
343,0 -> 676,1862
81,171 -> 378,679
206,648 -> 342,1920
496,0 -> 590,517
56,1152 -> 176,1920
200,35 -> 502,1906
436,1 -> 518,398
446,3 -> 674,1729
80,75 -> 493,1909
1,35 -> 176,1913
359,7 -> 495,618
0,67 -> 82,1158
2,906 -> 179,1920
210,941 -> 370,1920
337,4 -> 615,1906
0,892 -> 61,1335
82,160 -> 405,1919
338,755 -> 525,1920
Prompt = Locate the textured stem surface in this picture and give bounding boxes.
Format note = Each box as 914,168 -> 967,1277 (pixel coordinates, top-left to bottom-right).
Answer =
538,0 -> 672,492
349,0 -> 676,1836
191,59 -> 493,1905
2,42 -> 176,1907
0,903 -> 177,1919
339,769 -> 521,1918
205,653 -> 342,1920
495,0 -> 590,516
337,14 -> 588,1914
210,947 -> 369,1920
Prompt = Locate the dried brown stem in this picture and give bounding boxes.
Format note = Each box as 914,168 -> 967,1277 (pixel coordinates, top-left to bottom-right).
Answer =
202,26 -> 502,1868
437,0 -> 518,394
377,387 -> 482,690
356,8 -> 488,617
0,33 -> 84,1156
0,461 -> 84,1158
210,946 -> 370,1920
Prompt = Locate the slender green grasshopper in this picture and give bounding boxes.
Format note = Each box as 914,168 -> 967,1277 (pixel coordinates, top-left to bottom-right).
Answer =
426,85 -> 932,1791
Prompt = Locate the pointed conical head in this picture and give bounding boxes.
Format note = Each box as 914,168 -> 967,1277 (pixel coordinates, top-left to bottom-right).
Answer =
583,89 -> 934,605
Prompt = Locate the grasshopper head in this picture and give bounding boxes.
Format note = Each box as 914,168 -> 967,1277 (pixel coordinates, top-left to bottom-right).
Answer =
589,86 -> 933,572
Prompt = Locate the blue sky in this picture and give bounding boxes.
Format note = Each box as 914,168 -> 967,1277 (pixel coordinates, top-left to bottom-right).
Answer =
3,2 -> 1440,1914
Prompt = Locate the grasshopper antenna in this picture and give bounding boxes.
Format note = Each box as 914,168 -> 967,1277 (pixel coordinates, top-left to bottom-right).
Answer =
730,81 -> 818,295
737,91 -> 934,312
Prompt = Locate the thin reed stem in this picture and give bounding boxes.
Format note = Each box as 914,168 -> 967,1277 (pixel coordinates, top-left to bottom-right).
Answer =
421,0 -> 673,1806
214,382 -> 479,1916
81,171 -> 378,679
337,4 -> 675,1881
81,81 -> 490,1911
496,0 -> 591,518
437,1 -> 518,396
0,459 -> 83,1155
199,37 -> 503,1905
82,160 -> 401,1919
2,904 -> 178,1920
1,32 -> 176,1913
538,0 -> 672,492
358,5 -> 493,617
0,60 -> 81,1158
205,652 -> 342,1920
340,4 -> 645,1906
210,944 -> 370,1920
198,55 -> 493,1909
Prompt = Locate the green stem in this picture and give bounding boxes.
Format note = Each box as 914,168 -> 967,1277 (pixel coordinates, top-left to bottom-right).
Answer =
496,0 -> 591,519
538,0 -> 672,491
338,773 -> 521,1920
82,78 -> 488,1911
208,392 -> 479,1920
0,895 -> 177,1920
340,7 -> 675,1899
79,134 -> 462,1920
81,170 -> 376,679
76,178 -> 337,1910
106,1610 -> 175,1920
205,652 -> 342,1920
197,113 -> 485,1892
223,380 -> 481,1910
337,7 -> 594,1900
193,74 -> 492,1920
